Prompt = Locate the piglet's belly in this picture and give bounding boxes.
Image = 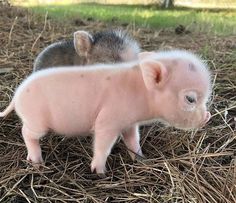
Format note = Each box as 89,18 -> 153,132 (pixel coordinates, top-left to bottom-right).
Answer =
49,113 -> 94,136
48,106 -> 95,136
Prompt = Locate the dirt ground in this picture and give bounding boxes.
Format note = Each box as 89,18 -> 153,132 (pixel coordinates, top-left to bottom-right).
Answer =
0,2 -> 235,203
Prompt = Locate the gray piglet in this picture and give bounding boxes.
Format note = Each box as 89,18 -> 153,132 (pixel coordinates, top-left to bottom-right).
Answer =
33,30 -> 140,71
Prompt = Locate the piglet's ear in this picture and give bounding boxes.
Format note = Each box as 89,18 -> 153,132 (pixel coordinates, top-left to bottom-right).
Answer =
140,59 -> 168,90
138,51 -> 156,60
74,31 -> 93,57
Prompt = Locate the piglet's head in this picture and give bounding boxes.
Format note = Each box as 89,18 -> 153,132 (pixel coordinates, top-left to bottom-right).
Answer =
74,30 -> 140,64
139,50 -> 212,130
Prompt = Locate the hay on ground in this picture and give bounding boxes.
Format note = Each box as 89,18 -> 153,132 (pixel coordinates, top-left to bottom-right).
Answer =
0,2 -> 235,203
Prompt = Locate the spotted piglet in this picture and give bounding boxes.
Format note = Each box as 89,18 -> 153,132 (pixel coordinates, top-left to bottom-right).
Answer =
0,50 -> 212,174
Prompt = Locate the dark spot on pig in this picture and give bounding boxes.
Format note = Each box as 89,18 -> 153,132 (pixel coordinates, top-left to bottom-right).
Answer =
80,74 -> 84,78
172,60 -> 178,66
26,88 -> 30,93
189,63 -> 196,71
106,76 -> 111,80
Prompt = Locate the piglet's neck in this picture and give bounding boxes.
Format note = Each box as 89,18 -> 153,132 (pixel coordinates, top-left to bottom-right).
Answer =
125,66 -> 163,124
146,90 -> 165,120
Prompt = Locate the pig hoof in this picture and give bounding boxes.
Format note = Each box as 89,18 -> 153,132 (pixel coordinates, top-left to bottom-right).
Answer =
27,154 -> 43,164
91,162 -> 106,174
97,173 -> 107,178
135,154 -> 146,161
130,151 -> 145,161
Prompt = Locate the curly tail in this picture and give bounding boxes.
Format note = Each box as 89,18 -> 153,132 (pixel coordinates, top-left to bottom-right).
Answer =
0,99 -> 14,117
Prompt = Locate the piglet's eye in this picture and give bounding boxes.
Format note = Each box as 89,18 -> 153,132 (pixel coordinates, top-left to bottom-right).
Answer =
185,95 -> 196,104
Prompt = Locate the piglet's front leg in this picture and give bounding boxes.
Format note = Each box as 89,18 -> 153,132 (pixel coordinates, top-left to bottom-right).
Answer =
122,125 -> 144,160
91,128 -> 119,174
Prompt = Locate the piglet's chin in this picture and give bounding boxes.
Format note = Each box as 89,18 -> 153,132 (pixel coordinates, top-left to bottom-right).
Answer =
158,120 -> 192,131
172,121 -> 203,131
174,125 -> 196,131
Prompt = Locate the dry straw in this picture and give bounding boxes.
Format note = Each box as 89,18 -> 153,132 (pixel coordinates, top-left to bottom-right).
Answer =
0,2 -> 235,202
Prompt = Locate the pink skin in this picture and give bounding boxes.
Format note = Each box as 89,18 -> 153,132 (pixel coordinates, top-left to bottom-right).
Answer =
0,50 -> 211,174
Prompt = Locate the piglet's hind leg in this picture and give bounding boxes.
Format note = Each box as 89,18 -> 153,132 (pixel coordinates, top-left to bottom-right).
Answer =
123,125 -> 143,160
22,124 -> 45,164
